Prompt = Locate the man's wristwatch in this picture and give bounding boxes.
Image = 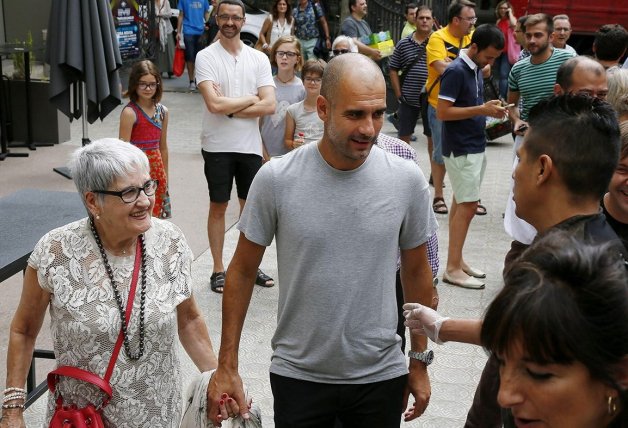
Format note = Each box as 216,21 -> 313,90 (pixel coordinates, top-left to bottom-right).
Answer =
408,350 -> 434,365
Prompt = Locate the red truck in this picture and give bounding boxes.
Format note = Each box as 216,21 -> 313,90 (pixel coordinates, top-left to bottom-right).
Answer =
507,0 -> 628,53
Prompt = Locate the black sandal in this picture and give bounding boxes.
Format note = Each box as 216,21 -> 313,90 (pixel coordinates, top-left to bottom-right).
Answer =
255,269 -> 275,287
432,197 -> 448,214
210,271 -> 225,294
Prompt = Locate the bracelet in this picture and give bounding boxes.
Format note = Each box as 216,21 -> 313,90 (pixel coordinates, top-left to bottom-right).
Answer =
3,393 -> 26,403
1,403 -> 25,410
3,387 -> 26,395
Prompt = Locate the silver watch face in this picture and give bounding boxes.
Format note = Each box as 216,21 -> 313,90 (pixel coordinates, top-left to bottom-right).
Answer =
409,350 -> 434,365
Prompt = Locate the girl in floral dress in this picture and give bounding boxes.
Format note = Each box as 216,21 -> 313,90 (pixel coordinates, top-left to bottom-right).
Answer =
120,60 -> 172,218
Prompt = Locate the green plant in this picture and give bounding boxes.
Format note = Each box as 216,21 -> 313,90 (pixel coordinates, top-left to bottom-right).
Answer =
11,31 -> 34,79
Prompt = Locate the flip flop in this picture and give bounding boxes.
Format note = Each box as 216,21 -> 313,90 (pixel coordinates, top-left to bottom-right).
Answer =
433,197 -> 448,214
443,272 -> 485,290
255,269 -> 275,287
210,271 -> 225,294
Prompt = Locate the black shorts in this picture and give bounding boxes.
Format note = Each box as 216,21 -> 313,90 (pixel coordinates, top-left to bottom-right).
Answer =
397,99 -> 421,138
270,373 -> 407,428
202,151 -> 262,203
420,91 -> 431,137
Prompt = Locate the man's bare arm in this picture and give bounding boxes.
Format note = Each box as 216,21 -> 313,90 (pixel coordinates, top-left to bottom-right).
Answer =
197,80 -> 259,115
232,85 -> 276,118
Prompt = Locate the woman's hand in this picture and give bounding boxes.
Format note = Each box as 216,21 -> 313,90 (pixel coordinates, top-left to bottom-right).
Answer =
403,303 -> 450,344
216,393 -> 253,424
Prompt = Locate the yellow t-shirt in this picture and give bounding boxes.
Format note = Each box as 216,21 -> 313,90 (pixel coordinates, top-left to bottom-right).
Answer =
425,26 -> 472,108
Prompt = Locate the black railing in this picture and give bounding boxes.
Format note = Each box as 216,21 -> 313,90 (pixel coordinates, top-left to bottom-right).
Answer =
367,0 -> 449,42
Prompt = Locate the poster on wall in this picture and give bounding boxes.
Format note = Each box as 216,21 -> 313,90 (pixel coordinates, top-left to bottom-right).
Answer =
110,0 -> 140,60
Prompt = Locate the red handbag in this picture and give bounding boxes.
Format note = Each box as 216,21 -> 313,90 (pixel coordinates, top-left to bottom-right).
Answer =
47,242 -> 142,428
173,47 -> 185,77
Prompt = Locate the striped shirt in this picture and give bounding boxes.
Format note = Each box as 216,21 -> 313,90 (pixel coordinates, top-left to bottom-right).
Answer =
508,48 -> 575,120
389,33 -> 429,107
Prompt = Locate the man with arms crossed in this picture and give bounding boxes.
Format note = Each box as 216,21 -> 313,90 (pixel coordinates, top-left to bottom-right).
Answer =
438,24 -> 507,290
207,53 -> 438,427
196,0 -> 276,293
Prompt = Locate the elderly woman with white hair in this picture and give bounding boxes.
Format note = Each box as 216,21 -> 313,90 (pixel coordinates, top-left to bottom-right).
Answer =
608,68 -> 628,123
330,35 -> 358,57
1,139 -> 220,427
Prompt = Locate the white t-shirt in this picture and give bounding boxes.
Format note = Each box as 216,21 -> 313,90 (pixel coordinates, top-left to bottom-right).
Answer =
195,41 -> 275,155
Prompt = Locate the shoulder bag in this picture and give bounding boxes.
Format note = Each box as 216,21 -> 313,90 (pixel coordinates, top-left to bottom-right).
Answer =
47,242 -> 142,428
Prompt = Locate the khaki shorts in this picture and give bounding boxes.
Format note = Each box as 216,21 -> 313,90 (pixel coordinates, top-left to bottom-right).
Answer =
443,152 -> 487,203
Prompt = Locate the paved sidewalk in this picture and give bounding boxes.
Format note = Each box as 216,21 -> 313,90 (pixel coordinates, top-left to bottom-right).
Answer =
2,75 -> 516,426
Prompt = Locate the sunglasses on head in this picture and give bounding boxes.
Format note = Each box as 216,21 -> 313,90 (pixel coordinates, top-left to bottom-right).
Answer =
333,49 -> 350,56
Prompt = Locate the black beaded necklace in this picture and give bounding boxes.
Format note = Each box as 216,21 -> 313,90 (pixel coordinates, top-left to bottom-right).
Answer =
90,219 -> 146,360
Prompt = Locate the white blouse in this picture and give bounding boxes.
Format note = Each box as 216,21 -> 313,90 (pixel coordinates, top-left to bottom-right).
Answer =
269,17 -> 294,46
30,217 -> 193,427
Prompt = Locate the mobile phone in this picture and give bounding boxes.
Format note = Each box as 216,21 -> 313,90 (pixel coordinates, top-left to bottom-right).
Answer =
517,124 -> 528,132
504,103 -> 515,108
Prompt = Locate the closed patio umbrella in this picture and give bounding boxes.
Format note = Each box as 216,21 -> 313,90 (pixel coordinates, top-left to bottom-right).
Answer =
46,0 -> 123,177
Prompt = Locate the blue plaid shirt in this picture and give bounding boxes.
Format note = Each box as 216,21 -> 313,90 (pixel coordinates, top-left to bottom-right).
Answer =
376,133 -> 440,278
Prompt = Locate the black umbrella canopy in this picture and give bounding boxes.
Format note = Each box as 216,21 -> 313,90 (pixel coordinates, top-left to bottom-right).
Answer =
47,0 -> 123,124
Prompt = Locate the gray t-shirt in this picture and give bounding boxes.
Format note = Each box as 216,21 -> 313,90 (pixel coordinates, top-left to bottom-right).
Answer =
286,100 -> 324,146
341,15 -> 372,41
261,76 -> 306,157
238,143 -> 437,383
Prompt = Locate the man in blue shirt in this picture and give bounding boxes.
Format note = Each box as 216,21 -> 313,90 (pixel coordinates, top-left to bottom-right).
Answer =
177,0 -> 210,90
437,24 -> 506,289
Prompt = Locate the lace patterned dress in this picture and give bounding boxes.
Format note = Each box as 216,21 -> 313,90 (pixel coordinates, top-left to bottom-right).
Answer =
127,101 -> 172,219
29,217 -> 193,427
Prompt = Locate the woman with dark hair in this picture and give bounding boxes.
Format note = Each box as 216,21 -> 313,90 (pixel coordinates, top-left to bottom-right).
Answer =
494,0 -> 517,99
405,231 -> 628,427
120,60 -> 171,219
257,0 -> 294,55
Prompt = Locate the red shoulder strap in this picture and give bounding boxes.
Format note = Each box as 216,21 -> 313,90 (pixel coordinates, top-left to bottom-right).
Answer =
48,239 -> 143,404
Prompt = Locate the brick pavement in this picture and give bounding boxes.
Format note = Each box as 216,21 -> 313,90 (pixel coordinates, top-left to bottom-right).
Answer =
2,73 -> 516,427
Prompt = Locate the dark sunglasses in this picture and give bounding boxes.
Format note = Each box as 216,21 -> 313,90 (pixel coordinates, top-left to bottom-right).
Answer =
332,49 -> 350,56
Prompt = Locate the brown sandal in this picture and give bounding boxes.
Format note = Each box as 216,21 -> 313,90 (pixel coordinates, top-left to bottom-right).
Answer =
432,197 -> 448,214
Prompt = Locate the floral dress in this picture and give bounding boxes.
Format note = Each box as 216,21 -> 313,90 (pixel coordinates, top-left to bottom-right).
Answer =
30,218 -> 193,427
127,101 -> 171,219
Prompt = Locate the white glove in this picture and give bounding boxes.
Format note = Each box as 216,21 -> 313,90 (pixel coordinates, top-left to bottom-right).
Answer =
403,303 -> 450,345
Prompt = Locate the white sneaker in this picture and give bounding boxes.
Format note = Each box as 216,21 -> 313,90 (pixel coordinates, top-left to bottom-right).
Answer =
188,81 -> 196,91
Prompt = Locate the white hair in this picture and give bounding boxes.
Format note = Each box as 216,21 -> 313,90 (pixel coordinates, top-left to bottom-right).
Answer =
69,138 -> 150,206
331,35 -> 358,56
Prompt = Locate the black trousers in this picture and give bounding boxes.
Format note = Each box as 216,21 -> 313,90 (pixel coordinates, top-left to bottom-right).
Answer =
271,373 -> 407,428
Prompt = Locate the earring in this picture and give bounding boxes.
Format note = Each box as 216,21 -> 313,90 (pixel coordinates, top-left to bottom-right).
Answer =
608,395 -> 618,416
96,215 -> 100,220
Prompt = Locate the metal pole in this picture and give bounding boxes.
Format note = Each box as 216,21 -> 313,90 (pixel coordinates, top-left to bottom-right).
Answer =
81,81 -> 90,146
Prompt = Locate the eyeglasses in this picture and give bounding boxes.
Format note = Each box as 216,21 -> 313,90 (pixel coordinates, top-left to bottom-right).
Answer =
332,49 -> 350,55
138,82 -> 158,90
276,51 -> 298,58
217,14 -> 244,22
93,179 -> 158,203
304,77 -> 322,83
458,16 -> 477,24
